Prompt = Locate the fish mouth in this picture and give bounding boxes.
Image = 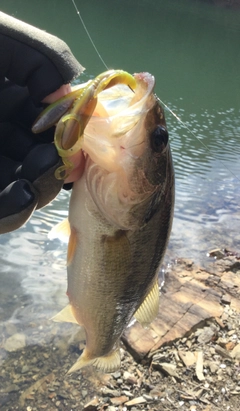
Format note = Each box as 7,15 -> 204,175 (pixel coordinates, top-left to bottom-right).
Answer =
82,72 -> 157,172
133,72 -> 155,94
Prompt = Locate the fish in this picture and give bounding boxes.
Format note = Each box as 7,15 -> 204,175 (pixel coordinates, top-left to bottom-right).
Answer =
36,70 -> 175,373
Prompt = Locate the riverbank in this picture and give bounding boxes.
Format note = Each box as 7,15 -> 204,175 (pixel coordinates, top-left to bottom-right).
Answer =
0,250 -> 240,411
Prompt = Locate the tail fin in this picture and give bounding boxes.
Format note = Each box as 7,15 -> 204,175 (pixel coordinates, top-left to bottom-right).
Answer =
67,346 -> 121,374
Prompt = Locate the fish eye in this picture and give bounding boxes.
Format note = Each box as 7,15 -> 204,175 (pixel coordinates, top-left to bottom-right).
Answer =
150,126 -> 168,153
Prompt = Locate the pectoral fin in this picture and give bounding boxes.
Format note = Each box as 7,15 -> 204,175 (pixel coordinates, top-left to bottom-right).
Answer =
48,218 -> 71,241
134,280 -> 159,327
49,219 -> 77,265
67,227 -> 78,266
51,304 -> 78,324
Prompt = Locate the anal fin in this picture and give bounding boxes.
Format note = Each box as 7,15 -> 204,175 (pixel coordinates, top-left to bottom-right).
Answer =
134,280 -> 159,327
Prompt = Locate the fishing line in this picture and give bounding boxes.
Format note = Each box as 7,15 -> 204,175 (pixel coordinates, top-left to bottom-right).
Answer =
71,0 -> 109,70
71,1 -> 239,183
159,98 -> 240,183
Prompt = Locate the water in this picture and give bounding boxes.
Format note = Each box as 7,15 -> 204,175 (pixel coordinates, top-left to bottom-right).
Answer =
0,0 -> 239,386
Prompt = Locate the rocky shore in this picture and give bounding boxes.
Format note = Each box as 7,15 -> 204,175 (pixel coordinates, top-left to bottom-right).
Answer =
0,250 -> 240,411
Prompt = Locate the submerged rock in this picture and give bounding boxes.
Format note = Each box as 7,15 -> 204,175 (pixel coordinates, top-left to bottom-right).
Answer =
3,333 -> 26,352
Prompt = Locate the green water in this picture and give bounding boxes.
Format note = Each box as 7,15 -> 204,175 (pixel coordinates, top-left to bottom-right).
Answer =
0,0 -> 239,380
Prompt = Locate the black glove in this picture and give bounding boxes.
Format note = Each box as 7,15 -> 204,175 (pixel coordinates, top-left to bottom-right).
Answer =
0,12 -> 84,234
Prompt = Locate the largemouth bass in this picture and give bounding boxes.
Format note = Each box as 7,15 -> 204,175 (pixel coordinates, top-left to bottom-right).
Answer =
38,71 -> 175,373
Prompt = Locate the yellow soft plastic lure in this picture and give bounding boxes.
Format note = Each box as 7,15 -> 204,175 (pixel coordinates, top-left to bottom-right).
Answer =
32,70 -> 136,179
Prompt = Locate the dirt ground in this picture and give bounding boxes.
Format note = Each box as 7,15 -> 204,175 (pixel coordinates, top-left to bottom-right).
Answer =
0,250 -> 240,411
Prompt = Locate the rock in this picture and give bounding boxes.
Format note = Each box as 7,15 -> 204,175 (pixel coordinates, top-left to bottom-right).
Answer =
196,351 -> 205,381
3,333 -> 26,352
208,249 -> 225,259
123,371 -> 137,385
209,363 -> 219,374
101,387 -> 121,397
3,384 -> 20,393
112,371 -> 121,379
221,294 -> 231,304
83,398 -> 99,410
225,341 -> 235,351
57,391 -> 69,399
5,322 -> 18,335
215,345 -> 232,360
143,394 -> 153,400
21,365 -> 30,374
81,389 -> 88,399
197,327 -> 216,344
110,395 -> 129,405
150,386 -> 164,397
125,396 -> 147,406
178,350 -> 196,367
231,343 -> 240,360
152,362 -> 179,378
122,390 -> 133,397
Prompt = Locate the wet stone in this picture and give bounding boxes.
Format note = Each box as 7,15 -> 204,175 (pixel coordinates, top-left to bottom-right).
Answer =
125,396 -> 147,406
101,387 -> 121,397
122,389 -> 133,397
152,362 -> 178,378
5,323 -> 18,336
222,294 -> 231,304
112,371 -> 121,379
57,391 -> 69,399
3,333 -> 26,352
81,389 -> 88,399
21,365 -> 30,374
178,350 -> 196,367
110,395 -> 129,405
3,384 -> 20,393
209,362 -> 219,374
231,343 -> 240,360
123,371 -> 137,385
197,327 -> 216,344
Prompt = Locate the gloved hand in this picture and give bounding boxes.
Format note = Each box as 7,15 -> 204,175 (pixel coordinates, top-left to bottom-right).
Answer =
0,12 -> 84,234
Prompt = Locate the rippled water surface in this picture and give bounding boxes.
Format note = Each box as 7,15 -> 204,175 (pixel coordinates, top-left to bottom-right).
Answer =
0,0 -> 239,372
